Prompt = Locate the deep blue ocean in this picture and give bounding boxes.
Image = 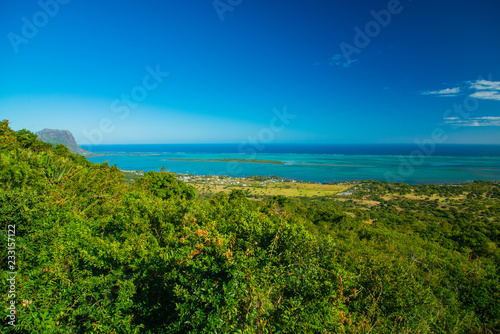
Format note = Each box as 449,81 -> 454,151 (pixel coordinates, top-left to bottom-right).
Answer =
81,144 -> 500,185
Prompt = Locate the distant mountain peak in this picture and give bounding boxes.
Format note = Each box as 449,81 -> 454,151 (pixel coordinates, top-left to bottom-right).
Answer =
36,128 -> 93,156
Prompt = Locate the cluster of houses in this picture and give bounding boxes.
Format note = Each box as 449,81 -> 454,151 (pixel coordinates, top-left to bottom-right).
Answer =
120,170 -> 144,176
174,174 -> 294,188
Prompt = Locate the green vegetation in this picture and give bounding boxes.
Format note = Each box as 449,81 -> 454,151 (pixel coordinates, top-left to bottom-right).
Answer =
164,158 -> 285,164
1,119 -> 499,333
121,170 -> 145,185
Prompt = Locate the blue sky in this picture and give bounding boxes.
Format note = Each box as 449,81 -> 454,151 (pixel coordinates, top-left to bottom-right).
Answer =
1,0 -> 499,145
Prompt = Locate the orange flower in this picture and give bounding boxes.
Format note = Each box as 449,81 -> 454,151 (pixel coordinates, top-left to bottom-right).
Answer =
196,229 -> 209,237
189,250 -> 200,258
223,250 -> 233,260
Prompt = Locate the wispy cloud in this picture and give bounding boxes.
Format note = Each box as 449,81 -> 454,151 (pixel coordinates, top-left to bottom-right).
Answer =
469,80 -> 500,91
328,54 -> 359,68
421,87 -> 460,96
444,116 -> 500,127
468,80 -> 500,101
470,91 -> 500,101
421,79 -> 500,101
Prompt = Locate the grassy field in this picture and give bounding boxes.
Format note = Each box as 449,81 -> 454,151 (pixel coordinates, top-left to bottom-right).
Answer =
191,180 -> 352,198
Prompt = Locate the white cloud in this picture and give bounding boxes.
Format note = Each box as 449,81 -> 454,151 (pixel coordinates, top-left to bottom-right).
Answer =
470,91 -> 500,101
421,79 -> 500,101
421,87 -> 460,96
469,80 -> 500,91
468,80 -> 500,101
444,116 -> 500,127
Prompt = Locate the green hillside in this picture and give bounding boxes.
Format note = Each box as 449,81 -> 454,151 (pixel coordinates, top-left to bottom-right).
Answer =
1,120 -> 499,333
